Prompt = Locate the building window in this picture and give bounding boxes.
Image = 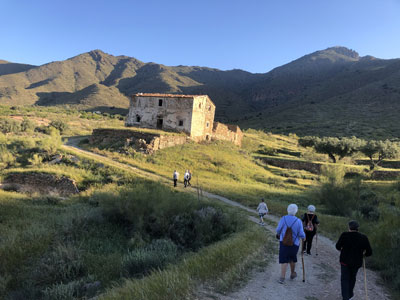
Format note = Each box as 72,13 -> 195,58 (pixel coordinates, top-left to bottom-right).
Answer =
208,106 -> 211,111
136,115 -> 141,122
159,99 -> 163,106
178,120 -> 184,126
206,121 -> 209,128
199,103 -> 202,109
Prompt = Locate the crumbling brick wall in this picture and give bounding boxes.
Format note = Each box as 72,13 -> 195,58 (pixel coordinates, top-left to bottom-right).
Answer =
211,122 -> 243,146
90,128 -> 189,154
2,172 -> 79,196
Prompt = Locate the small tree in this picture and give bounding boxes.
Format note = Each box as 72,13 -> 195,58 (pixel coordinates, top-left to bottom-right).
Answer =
300,136 -> 364,163
360,140 -> 400,170
49,120 -> 68,135
20,118 -> 35,132
298,136 -> 319,148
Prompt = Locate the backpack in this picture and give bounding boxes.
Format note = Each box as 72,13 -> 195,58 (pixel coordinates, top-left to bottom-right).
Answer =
282,217 -> 297,246
304,214 -> 315,232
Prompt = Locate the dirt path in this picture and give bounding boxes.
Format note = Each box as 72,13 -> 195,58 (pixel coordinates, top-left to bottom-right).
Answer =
63,137 -> 392,300
204,229 -> 390,300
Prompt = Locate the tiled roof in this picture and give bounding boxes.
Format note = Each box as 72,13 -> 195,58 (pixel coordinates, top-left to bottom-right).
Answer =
133,93 -> 203,98
132,93 -> 216,107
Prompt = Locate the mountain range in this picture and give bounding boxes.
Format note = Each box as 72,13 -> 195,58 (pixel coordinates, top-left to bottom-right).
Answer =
1,46 -> 400,138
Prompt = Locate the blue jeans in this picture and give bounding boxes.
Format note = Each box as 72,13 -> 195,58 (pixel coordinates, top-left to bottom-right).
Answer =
341,264 -> 359,300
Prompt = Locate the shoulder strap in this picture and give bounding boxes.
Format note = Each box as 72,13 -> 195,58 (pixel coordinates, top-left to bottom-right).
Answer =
289,217 -> 297,228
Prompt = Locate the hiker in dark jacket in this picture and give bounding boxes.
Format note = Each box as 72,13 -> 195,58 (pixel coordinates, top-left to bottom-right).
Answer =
336,220 -> 372,300
301,205 -> 320,255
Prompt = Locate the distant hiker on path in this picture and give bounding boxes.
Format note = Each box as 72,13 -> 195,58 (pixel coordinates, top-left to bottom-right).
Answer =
336,220 -> 372,300
173,170 -> 179,187
184,170 -> 189,187
187,170 -> 192,186
256,198 -> 268,225
276,204 -> 306,284
301,205 -> 320,255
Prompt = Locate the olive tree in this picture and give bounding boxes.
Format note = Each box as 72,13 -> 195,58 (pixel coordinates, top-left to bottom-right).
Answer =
360,140 -> 400,170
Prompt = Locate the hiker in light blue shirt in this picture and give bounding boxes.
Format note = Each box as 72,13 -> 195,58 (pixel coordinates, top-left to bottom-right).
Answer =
276,204 -> 306,284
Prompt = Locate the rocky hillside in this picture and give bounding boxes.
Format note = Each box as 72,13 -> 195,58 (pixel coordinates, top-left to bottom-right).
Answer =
240,47 -> 400,138
1,47 -> 400,138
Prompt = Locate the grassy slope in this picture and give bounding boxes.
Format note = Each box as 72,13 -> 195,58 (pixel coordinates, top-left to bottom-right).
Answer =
0,125 -> 272,299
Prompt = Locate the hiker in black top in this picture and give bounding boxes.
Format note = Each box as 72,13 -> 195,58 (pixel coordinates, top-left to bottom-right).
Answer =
301,205 -> 320,255
336,220 -> 372,300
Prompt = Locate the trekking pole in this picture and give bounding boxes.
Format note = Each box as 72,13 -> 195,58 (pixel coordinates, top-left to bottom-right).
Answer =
301,240 -> 305,282
363,256 -> 369,300
315,231 -> 318,256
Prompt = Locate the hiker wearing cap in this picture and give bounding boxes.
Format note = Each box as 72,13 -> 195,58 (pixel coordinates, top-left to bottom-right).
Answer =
301,205 -> 320,255
336,220 -> 372,300
276,204 -> 306,284
256,198 -> 268,225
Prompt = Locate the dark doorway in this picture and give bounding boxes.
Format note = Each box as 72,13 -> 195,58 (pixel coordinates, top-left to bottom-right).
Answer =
157,118 -> 163,129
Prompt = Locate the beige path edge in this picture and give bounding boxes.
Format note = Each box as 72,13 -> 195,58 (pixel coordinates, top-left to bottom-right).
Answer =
63,137 -> 391,300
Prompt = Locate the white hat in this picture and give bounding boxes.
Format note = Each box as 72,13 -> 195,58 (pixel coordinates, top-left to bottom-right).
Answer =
307,205 -> 316,212
287,204 -> 298,216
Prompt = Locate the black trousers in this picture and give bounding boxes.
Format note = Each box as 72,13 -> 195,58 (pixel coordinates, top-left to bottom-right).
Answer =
303,230 -> 316,254
341,264 -> 359,300
173,179 -> 177,187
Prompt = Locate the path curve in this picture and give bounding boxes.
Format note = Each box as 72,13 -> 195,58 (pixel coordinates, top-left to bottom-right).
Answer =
63,137 -> 391,300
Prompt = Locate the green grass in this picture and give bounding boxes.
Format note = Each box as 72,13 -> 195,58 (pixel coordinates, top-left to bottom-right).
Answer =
101,226 -> 270,300
1,133 -> 269,298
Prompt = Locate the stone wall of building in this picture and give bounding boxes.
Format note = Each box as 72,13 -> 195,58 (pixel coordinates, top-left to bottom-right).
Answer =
125,94 -> 216,142
90,128 -> 189,154
126,94 -> 194,134
2,172 -> 79,196
211,122 -> 243,146
191,96 -> 215,141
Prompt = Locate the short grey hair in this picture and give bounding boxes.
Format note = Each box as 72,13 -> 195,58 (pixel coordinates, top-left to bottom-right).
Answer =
287,204 -> 298,216
308,205 -> 316,212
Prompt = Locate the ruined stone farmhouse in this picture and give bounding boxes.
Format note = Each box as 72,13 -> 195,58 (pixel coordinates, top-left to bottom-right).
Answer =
126,93 -> 243,146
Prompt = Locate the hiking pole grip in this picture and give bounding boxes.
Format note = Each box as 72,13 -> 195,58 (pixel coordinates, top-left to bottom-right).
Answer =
363,256 -> 369,300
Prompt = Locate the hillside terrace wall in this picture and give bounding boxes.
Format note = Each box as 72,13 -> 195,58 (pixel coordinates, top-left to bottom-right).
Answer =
2,172 -> 79,196
259,157 -> 322,174
356,160 -> 400,169
212,122 -> 243,146
90,128 -> 188,154
259,156 -> 400,179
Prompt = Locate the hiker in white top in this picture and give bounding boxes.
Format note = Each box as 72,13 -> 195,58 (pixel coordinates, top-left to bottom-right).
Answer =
173,170 -> 179,187
184,170 -> 190,188
257,198 -> 268,225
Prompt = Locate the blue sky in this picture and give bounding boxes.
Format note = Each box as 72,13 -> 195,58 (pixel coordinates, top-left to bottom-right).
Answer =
1,0 -> 400,73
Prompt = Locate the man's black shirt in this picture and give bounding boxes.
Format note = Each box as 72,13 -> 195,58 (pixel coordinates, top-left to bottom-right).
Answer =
336,231 -> 372,268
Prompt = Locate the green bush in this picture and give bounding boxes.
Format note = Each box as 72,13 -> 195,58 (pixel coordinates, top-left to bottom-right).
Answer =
49,120 -> 68,135
122,239 -> 178,277
31,244 -> 86,286
37,131 -> 62,156
21,118 -> 35,132
316,165 -> 358,216
370,207 -> 400,291
42,277 -> 100,300
94,184 -> 240,251
0,119 -> 21,134
169,206 -> 235,250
